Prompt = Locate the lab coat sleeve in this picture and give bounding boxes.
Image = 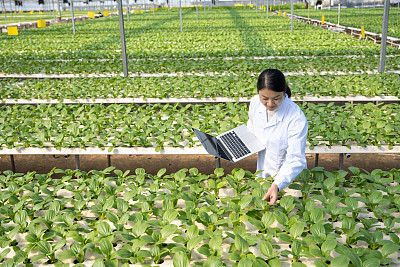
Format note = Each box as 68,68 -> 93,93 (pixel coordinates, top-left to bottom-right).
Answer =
273,115 -> 308,191
246,96 -> 256,134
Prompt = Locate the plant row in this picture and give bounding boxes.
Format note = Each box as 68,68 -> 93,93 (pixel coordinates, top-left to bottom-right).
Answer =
1,73 -> 400,100
2,8 -> 396,61
282,6 -> 400,38
0,11 -> 90,25
0,102 -> 399,151
0,166 -> 399,266
3,55 -> 400,74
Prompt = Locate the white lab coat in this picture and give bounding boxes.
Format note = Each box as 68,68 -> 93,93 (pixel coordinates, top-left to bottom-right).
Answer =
247,94 -> 308,191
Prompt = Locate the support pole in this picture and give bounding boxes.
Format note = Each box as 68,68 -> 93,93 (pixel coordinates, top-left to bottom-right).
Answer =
9,0 -> 12,17
70,0 -> 76,34
379,0 -> 390,73
75,155 -> 80,169
315,153 -> 319,167
107,155 -> 111,167
2,0 -> 7,21
339,153 -> 343,170
196,5 -> 198,20
127,1 -> 130,22
215,157 -> 220,169
179,0 -> 182,32
10,155 -> 15,173
291,0 -> 293,31
266,0 -> 268,19
57,0 -> 61,18
117,0 -> 129,76
52,0 -> 56,20
338,3 -> 340,25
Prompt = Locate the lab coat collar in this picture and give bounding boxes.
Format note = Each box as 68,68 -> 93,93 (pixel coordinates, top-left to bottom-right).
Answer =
258,94 -> 290,128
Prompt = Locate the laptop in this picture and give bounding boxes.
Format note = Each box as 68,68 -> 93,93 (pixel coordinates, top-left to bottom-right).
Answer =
192,124 -> 265,162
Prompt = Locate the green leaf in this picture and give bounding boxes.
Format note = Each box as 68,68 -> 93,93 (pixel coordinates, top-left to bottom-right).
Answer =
173,236 -> 187,243
173,251 -> 189,267
14,210 -> 28,225
0,248 -> 11,259
335,245 -> 362,267
93,258 -> 105,267
310,208 -> 324,223
163,209 -> 179,224
25,233 -> 39,243
234,234 -> 249,254
310,223 -> 326,240
261,212 -> 275,228
331,255 -> 350,267
362,258 -> 380,267
106,213 -> 119,225
345,197 -> 358,210
186,225 -> 199,240
238,258 -> 253,267
30,253 -> 47,262
187,235 -> 203,251
321,239 -> 337,256
103,197 -> 115,210
97,221 -> 112,237
260,241 -> 274,258
100,239 -> 113,256
132,221 -> 148,237
290,221 -> 304,239
161,224 -> 178,238
116,249 -> 132,258
203,256 -> 224,267
57,249 -> 75,260
37,240 -> 52,255
269,258 -> 281,267
238,195 -> 252,210
381,243 -> 400,257
292,240 -> 302,256
209,236 -> 223,252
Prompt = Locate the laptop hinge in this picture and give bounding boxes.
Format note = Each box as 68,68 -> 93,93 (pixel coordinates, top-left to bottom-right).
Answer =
216,139 -> 233,162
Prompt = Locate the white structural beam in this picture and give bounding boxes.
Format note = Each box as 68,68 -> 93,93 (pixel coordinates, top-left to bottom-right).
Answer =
1,145 -> 399,155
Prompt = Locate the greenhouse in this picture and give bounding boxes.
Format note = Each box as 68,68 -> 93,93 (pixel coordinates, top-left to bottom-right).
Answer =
1,0 -> 400,266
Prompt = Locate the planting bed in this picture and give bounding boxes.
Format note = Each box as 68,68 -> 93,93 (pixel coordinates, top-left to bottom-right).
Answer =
1,5 -> 400,267
0,102 -> 399,151
1,73 -> 400,100
0,167 -> 399,266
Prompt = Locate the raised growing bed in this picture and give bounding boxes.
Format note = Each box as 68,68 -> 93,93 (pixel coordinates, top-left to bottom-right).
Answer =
0,167 -> 399,266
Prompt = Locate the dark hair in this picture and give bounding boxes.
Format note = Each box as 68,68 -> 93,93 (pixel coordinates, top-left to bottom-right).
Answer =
257,69 -> 291,98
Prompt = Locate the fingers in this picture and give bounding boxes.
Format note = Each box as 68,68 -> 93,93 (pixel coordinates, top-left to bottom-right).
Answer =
267,192 -> 277,205
262,184 -> 279,204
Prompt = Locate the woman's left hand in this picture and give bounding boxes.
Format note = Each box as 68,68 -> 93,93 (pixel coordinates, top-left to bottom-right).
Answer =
262,183 -> 279,204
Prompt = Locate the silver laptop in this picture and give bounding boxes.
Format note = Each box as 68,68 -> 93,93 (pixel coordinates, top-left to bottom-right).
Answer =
192,124 -> 265,162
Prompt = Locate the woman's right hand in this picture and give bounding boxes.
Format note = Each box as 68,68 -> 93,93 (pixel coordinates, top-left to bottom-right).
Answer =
262,183 -> 279,204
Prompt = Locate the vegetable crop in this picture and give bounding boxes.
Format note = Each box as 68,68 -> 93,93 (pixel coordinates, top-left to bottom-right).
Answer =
0,102 -> 399,151
1,73 -> 399,100
0,166 -> 399,266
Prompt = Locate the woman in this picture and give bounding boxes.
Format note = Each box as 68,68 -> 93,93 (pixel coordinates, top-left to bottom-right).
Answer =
247,69 -> 308,204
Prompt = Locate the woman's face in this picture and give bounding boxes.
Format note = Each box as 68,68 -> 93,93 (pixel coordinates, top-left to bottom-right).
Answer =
258,88 -> 285,111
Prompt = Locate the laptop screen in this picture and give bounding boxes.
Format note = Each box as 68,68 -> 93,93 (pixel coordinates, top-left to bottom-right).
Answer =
192,128 -> 220,158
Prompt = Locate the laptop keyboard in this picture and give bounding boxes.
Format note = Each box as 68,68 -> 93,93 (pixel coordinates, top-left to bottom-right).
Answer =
220,132 -> 251,159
